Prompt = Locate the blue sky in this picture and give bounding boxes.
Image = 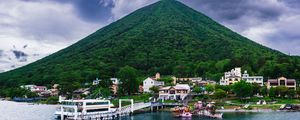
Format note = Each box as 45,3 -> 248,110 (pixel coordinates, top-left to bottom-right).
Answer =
0,0 -> 300,72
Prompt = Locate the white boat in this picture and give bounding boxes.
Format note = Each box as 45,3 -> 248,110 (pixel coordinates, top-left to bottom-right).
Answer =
55,99 -> 116,119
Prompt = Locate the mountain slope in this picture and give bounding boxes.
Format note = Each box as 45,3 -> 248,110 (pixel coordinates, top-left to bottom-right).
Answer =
0,0 -> 299,87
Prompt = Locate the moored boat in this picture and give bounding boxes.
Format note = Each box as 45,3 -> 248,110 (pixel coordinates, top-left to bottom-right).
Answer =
55,99 -> 116,119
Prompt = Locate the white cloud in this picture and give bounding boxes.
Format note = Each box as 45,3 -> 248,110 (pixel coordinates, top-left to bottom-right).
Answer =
111,0 -> 157,19
0,0 -> 104,72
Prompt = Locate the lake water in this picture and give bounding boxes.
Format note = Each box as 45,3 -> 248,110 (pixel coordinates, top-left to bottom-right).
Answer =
1,101 -> 300,120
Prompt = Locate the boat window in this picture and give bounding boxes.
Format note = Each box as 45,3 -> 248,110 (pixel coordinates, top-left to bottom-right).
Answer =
86,108 -> 109,112
63,107 -> 75,112
61,102 -> 75,105
86,102 -> 109,105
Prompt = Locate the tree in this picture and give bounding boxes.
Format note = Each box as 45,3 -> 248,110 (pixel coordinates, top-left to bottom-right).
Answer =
287,89 -> 296,99
296,87 -> 300,98
99,78 -> 113,89
158,76 -> 174,86
269,87 -> 276,98
193,86 -> 203,94
149,86 -> 160,93
117,66 -> 139,96
259,86 -> 268,96
252,83 -> 261,95
214,89 -> 227,100
215,84 -> 231,93
275,86 -> 289,98
231,81 -> 253,99
204,84 -> 214,94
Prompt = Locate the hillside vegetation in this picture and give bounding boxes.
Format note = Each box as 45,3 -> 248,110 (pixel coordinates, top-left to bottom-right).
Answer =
0,0 -> 299,88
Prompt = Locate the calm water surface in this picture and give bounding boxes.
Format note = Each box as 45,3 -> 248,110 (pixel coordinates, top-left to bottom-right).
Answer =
1,101 -> 300,120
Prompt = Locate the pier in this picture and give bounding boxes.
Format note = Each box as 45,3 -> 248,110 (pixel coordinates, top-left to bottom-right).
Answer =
61,99 -> 181,120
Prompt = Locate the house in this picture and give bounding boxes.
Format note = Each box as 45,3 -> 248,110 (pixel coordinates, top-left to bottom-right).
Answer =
159,84 -> 191,100
21,85 -> 50,97
220,68 -> 242,85
197,80 -> 217,86
143,73 -> 164,92
242,71 -> 264,86
110,78 -> 120,95
73,88 -> 90,98
173,77 -> 202,84
50,84 -> 59,96
93,78 -> 101,85
21,85 -> 37,91
267,77 -> 296,90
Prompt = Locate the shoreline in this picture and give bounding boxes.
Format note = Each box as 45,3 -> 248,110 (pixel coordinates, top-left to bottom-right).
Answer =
216,109 -> 274,113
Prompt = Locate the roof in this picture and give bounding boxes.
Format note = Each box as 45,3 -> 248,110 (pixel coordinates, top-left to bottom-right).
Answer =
34,86 -> 47,89
160,84 -> 190,90
267,78 -> 296,83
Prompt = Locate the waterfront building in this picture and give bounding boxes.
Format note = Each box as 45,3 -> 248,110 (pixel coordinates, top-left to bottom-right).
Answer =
242,71 -> 264,86
158,84 -> 190,100
143,73 -> 164,93
267,77 -> 296,90
220,68 -> 242,85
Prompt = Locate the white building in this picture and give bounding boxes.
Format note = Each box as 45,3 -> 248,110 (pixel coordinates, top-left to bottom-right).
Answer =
93,78 -> 101,85
220,68 -> 242,85
159,84 -> 191,100
143,77 -> 164,92
110,78 -> 120,85
21,85 -> 37,91
242,71 -> 264,86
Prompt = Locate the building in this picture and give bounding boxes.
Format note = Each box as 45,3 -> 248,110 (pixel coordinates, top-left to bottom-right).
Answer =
21,85 -> 50,97
143,73 -> 164,93
242,71 -> 264,86
50,84 -> 59,96
93,78 -> 101,85
21,85 -> 37,91
110,78 -> 120,95
173,77 -> 202,84
267,77 -> 296,90
158,84 -> 191,100
220,68 -> 242,85
197,80 -> 217,86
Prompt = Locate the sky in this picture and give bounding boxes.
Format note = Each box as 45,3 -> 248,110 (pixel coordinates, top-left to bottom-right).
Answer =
0,0 -> 300,72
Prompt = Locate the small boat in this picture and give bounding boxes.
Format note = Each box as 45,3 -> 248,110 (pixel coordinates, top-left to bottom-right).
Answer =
181,112 -> 192,118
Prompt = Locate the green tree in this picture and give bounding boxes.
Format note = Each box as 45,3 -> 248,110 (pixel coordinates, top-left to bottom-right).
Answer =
232,81 -> 253,99
275,86 -> 289,98
214,89 -> 227,100
287,89 -> 296,99
158,76 -> 174,86
117,66 -> 139,96
99,78 -> 113,89
204,84 -> 214,94
296,87 -> 300,98
259,86 -> 268,96
269,87 -> 276,98
252,83 -> 261,95
149,86 -> 160,93
193,87 -> 203,94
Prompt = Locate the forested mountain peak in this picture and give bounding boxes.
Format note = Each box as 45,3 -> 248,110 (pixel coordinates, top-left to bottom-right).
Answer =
0,0 -> 299,88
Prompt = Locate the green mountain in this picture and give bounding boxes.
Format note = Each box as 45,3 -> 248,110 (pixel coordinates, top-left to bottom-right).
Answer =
0,0 -> 299,87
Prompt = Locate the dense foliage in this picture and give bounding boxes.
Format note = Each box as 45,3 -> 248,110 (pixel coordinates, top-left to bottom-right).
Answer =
0,0 -> 299,90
